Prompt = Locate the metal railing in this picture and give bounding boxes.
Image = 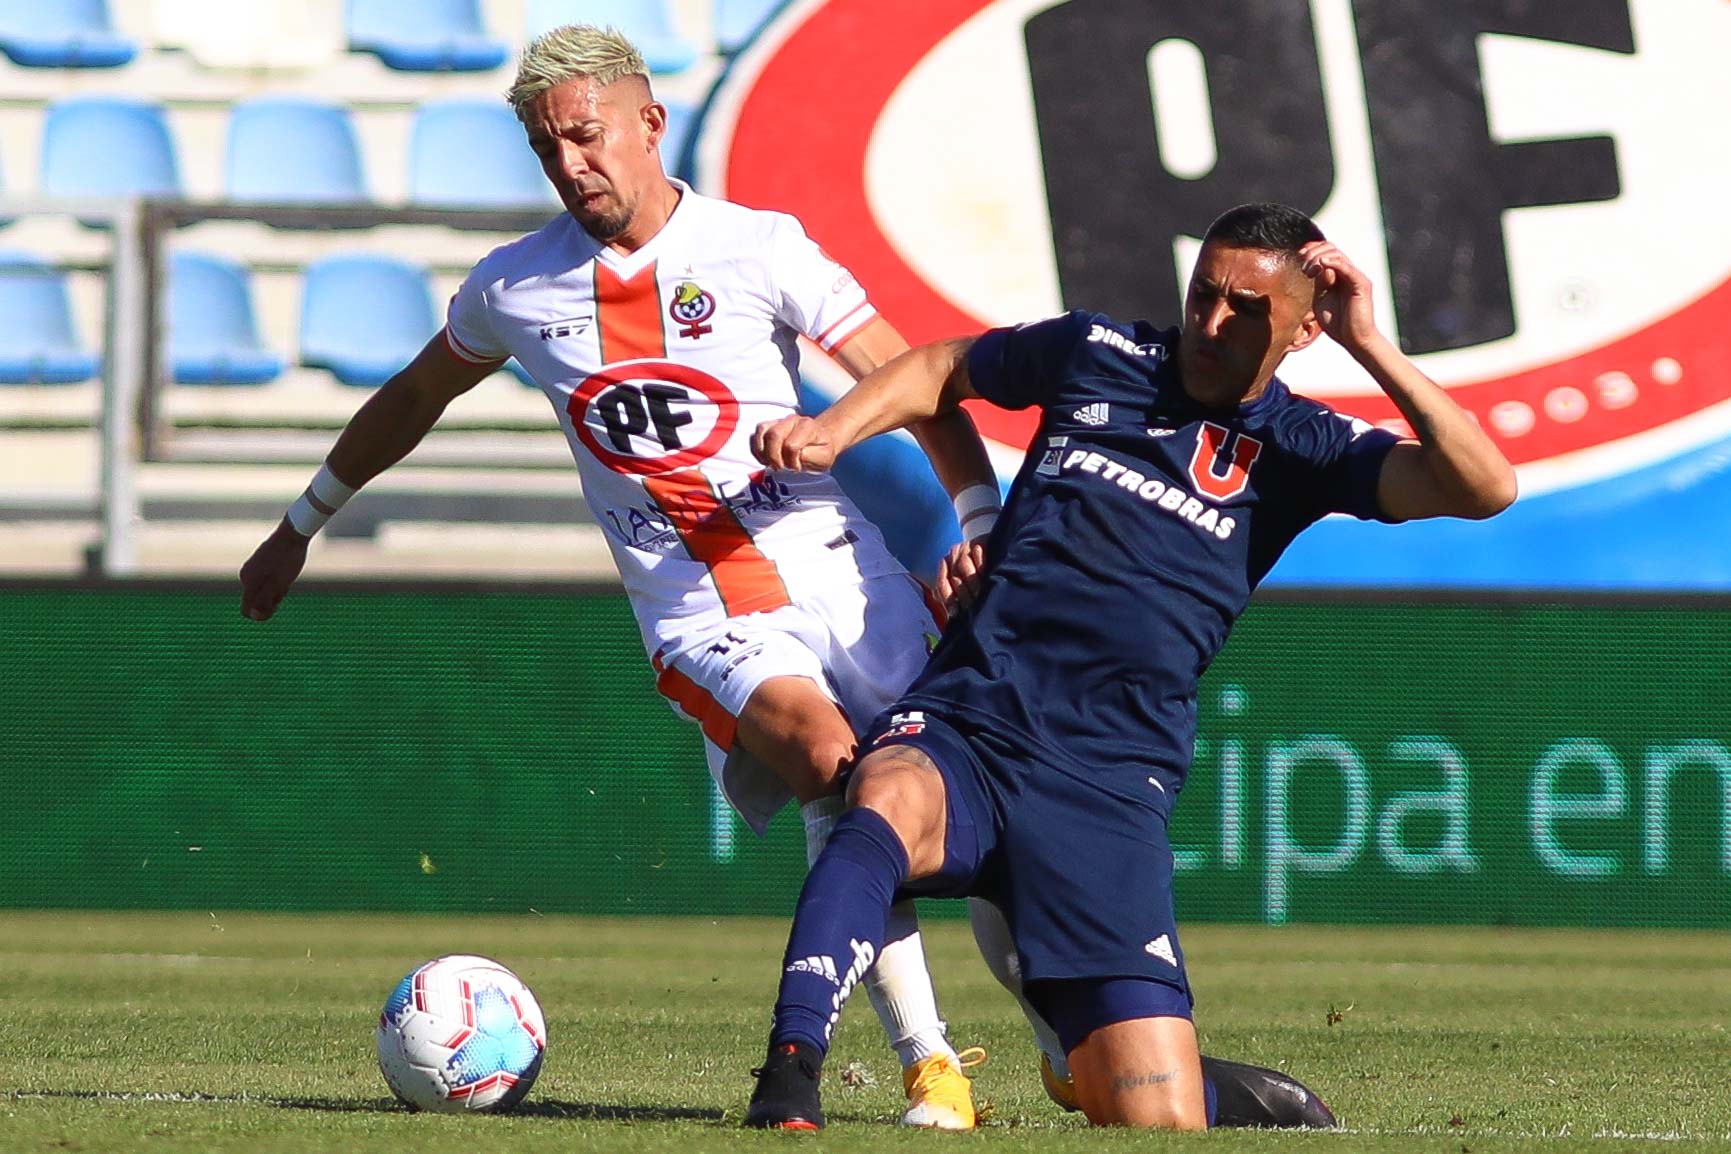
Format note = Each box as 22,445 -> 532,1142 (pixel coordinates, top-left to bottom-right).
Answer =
0,197 -> 570,577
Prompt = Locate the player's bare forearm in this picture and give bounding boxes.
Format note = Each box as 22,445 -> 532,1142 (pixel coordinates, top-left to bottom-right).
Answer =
325,376 -> 452,488
818,337 -> 977,455
324,333 -> 496,489
909,408 -> 995,498
1350,332 -> 1517,520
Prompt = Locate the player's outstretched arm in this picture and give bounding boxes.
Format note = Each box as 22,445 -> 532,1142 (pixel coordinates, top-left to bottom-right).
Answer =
238,332 -> 500,621
754,336 -> 978,473
1301,241 -> 1518,521
832,319 -> 1002,576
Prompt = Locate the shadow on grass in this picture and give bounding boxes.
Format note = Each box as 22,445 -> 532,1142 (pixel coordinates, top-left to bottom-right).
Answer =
7,1089 -> 724,1123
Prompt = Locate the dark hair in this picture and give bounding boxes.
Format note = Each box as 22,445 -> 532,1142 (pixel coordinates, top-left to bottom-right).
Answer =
1201,203 -> 1325,254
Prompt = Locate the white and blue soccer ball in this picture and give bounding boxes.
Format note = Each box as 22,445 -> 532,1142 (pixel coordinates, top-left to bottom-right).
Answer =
375,954 -> 547,1112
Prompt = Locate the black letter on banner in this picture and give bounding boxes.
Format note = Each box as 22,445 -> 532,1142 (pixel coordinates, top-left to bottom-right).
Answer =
1025,0 -> 1334,323
1353,0 -> 1634,353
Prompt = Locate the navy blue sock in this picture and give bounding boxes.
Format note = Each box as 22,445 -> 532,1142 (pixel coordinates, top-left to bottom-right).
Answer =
769,807 -> 909,1056
1204,1071 -> 1219,1127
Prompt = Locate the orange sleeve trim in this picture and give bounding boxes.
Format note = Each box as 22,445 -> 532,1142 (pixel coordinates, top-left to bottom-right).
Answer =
815,302 -> 876,351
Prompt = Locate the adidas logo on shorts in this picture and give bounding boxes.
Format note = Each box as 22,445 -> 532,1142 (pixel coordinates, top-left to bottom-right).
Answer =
1072,402 -> 1110,426
1144,934 -> 1177,966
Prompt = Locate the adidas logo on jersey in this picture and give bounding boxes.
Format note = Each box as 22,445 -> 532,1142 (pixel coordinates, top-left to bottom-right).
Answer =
1072,402 -> 1110,426
785,955 -> 839,985
1144,934 -> 1178,966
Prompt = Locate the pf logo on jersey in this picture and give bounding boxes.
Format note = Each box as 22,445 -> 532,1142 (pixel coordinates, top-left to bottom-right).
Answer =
668,281 -> 716,339
568,360 -> 739,475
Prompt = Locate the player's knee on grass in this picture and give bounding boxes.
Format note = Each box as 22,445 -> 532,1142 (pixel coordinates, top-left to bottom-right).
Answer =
736,676 -> 858,803
1028,979 -> 1207,1129
845,748 -> 950,881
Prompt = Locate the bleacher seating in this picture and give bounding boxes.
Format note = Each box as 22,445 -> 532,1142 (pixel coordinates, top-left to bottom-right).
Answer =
168,251 -> 282,386
299,253 -> 436,388
226,97 -> 368,204
0,252 -> 99,384
0,0 -> 137,69
715,0 -> 781,53
526,0 -> 697,74
152,0 -> 343,72
40,96 -> 181,202
408,99 -> 556,209
347,0 -> 508,73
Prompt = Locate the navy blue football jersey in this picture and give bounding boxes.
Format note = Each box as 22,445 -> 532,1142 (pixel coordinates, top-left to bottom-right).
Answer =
897,310 -> 1402,791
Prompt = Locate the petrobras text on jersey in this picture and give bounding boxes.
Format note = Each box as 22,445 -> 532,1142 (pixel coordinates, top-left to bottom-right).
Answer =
1061,447 -> 1238,540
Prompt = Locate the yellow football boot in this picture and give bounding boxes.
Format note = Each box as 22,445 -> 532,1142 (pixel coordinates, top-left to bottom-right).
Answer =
900,1046 -> 987,1129
1040,1052 -> 1081,1112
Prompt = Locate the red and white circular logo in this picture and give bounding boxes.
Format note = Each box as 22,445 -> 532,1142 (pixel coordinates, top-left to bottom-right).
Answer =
566,360 -> 738,475
699,0 -> 1731,492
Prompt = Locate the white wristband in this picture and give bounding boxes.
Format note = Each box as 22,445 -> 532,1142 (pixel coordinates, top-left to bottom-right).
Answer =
284,464 -> 356,538
953,483 -> 1001,543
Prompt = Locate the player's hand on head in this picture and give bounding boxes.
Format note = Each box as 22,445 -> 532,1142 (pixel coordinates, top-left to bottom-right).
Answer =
1300,240 -> 1379,352
936,540 -> 987,613
752,415 -> 836,473
238,521 -> 311,622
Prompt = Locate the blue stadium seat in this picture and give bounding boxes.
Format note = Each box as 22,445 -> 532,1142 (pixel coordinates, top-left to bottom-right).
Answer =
41,97 -> 181,199
227,98 -> 367,204
525,0 -> 697,74
347,0 -> 507,72
715,0 -> 782,53
0,0 -> 137,68
300,254 -> 435,387
0,252 -> 98,384
169,252 -> 282,386
408,100 -> 556,209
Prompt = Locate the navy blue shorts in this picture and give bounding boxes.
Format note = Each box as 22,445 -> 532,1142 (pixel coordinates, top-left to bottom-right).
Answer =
863,708 -> 1193,1012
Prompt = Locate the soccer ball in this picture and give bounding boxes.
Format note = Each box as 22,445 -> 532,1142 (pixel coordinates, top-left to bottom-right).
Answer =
375,954 -> 547,1112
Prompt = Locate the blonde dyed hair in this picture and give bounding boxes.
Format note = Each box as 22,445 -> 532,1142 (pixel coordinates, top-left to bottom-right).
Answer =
507,24 -> 649,119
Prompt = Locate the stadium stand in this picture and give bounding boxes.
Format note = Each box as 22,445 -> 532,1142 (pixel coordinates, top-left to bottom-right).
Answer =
0,0 -> 727,578
299,253 -> 436,388
41,96 -> 181,200
408,99 -> 557,209
0,0 -> 137,69
347,0 -> 509,73
525,0 -> 698,73
226,97 -> 368,204
168,251 -> 283,386
0,252 -> 99,385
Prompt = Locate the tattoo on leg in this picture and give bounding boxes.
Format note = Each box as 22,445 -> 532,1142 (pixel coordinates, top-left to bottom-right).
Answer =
1110,1069 -> 1177,1092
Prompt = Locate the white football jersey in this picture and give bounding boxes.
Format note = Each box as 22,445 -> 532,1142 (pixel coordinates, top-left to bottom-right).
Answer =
444,181 -> 907,651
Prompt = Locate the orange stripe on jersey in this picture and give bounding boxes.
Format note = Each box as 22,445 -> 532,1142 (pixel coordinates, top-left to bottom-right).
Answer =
643,469 -> 792,618
594,261 -> 666,364
652,651 -> 738,751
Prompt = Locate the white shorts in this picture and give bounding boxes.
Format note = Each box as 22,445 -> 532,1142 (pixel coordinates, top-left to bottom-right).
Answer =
650,572 -> 945,834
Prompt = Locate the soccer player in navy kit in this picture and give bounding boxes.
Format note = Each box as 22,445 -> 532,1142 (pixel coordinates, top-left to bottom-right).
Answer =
743,204 -> 1517,1129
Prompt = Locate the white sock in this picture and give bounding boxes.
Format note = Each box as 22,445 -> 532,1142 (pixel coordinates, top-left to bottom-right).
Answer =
801,797 -> 955,1070
800,795 -> 844,865
968,897 -> 1070,1079
866,902 -> 957,1068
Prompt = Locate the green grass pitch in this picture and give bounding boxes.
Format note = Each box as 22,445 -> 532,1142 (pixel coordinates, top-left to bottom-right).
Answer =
3,912 -> 1729,1153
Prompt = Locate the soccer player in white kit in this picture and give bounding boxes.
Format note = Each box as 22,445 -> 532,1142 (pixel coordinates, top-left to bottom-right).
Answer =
238,24 -> 1005,1127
